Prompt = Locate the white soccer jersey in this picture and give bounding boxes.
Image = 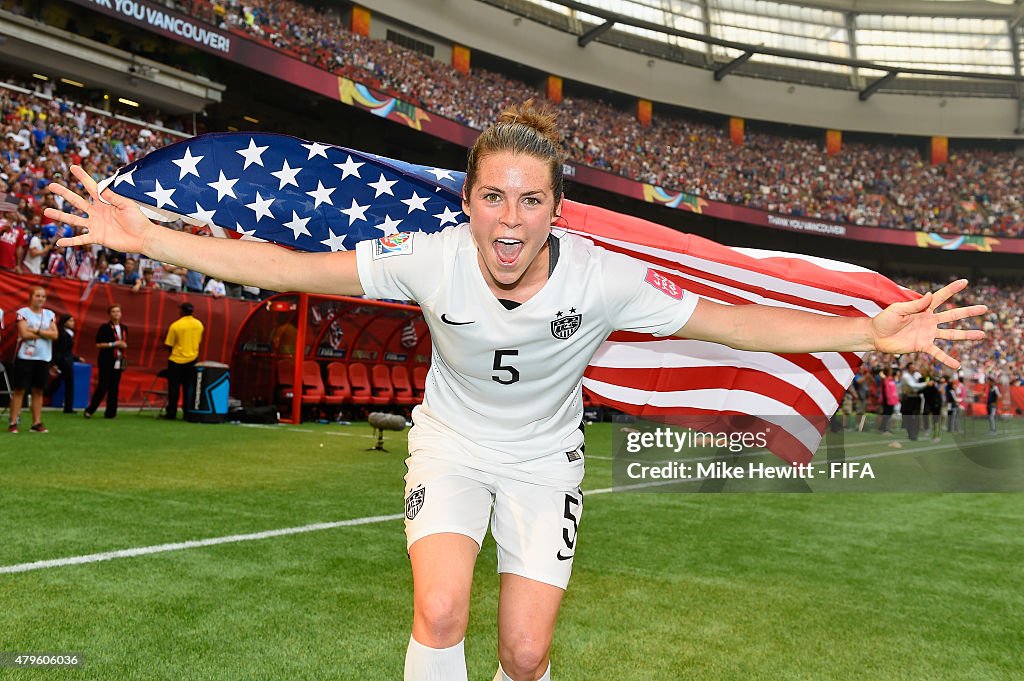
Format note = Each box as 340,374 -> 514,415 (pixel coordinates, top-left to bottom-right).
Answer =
356,225 -> 698,463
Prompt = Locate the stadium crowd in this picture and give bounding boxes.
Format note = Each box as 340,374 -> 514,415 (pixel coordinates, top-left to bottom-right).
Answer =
166,0 -> 1024,237
0,81 -> 263,299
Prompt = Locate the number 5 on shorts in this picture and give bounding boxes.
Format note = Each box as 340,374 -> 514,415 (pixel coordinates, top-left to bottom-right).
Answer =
557,493 -> 581,561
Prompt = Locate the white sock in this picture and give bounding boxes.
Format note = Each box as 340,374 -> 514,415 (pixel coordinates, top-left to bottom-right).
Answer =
404,636 -> 467,681
493,661 -> 551,681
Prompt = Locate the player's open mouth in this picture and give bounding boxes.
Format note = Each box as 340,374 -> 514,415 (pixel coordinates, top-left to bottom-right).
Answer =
494,238 -> 524,267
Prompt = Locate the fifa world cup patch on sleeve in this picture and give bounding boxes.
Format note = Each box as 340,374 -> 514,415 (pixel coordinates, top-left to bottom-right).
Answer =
644,268 -> 683,299
372,232 -> 414,259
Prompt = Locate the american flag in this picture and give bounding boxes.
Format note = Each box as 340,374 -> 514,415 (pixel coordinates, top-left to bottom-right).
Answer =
0,192 -> 20,213
400,319 -> 419,349
100,132 -> 916,464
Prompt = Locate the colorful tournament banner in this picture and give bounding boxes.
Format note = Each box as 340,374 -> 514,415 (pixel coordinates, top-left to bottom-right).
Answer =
826,129 -> 842,156
547,75 -> 563,104
452,45 -> 471,75
729,117 -> 744,146
351,6 -> 371,37
637,99 -> 652,126
931,136 -> 949,165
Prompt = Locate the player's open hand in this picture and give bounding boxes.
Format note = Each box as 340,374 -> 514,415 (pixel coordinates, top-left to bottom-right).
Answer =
45,165 -> 155,255
871,279 -> 987,369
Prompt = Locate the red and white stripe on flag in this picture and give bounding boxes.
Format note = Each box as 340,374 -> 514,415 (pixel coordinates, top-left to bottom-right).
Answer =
560,200 -> 918,465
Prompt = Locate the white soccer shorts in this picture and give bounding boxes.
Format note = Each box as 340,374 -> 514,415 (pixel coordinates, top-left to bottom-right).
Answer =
403,427 -> 585,590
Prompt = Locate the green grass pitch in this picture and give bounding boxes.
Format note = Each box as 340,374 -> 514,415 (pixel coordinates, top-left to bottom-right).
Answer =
1,412 -> 1021,680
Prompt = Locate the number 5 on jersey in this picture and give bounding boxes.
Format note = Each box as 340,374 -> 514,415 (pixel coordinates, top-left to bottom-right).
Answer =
492,349 -> 520,385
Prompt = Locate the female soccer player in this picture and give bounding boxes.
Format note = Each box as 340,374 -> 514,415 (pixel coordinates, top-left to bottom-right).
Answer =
46,102 -> 985,681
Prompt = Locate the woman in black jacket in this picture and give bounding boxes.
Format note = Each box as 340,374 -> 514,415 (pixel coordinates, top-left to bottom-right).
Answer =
85,304 -> 128,419
46,313 -> 84,414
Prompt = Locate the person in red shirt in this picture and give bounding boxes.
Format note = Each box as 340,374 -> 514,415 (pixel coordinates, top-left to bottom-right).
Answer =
0,212 -> 26,273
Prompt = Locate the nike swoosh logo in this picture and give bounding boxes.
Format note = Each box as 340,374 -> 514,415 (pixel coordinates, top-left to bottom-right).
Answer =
556,551 -> 574,561
441,314 -> 475,326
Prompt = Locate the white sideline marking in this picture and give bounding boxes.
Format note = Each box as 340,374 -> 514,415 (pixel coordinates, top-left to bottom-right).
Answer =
0,514 -> 402,575
3,432 -> 1018,575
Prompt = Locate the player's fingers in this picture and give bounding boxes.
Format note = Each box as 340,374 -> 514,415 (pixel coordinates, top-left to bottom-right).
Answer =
99,187 -> 135,211
889,292 -> 932,316
929,279 -> 968,310
55,233 -> 95,249
936,328 -> 985,342
935,305 -> 988,324
43,207 -> 87,229
46,182 -> 92,214
927,345 -> 960,370
69,165 -> 100,199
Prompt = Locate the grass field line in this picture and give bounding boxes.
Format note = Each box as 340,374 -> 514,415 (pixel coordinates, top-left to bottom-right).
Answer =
237,423 -> 374,438
3,432 -> 1019,576
0,514 -> 404,575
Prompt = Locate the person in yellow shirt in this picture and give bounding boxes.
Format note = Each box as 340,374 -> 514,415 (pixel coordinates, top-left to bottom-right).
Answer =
164,302 -> 204,420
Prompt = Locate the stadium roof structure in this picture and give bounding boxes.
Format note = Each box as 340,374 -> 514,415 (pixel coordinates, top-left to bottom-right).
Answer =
489,0 -> 1024,98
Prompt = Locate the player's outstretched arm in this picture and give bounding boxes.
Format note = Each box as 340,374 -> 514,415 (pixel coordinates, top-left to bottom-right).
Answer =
676,279 -> 986,370
46,165 -> 363,296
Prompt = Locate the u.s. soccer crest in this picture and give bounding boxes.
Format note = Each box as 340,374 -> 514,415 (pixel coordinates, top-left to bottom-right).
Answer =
405,485 -> 426,520
551,308 -> 582,340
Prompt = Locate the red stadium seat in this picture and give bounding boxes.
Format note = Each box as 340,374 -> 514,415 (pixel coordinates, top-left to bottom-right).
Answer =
301,360 -> 326,405
391,365 -> 417,405
370,364 -> 395,405
412,366 -> 428,400
277,358 -> 295,401
324,361 -> 351,406
348,363 -> 373,404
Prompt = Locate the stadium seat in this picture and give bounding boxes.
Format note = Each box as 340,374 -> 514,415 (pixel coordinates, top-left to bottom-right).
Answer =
390,365 -> 417,405
277,358 -> 296,401
324,361 -> 351,406
412,365 -> 428,400
301,360 -> 326,405
347,363 -> 374,404
370,364 -> 395,405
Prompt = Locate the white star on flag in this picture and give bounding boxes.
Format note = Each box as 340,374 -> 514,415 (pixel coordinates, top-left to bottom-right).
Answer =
306,181 -> 336,208
426,167 -> 456,182
113,168 -> 136,187
401,191 -> 430,213
171,147 -> 204,179
235,222 -> 258,239
189,202 -> 217,226
301,141 -> 330,159
339,198 -> 370,225
208,171 -> 239,201
320,228 -> 347,251
144,179 -> 177,209
283,211 -> 312,240
375,214 -> 403,236
237,138 -> 269,169
334,155 -> 364,180
244,191 -> 275,222
434,206 -> 462,226
270,159 -> 302,189
367,173 -> 398,198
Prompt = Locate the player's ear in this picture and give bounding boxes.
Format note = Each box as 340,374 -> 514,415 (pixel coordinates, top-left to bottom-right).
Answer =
552,192 -> 564,221
461,189 -> 470,218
